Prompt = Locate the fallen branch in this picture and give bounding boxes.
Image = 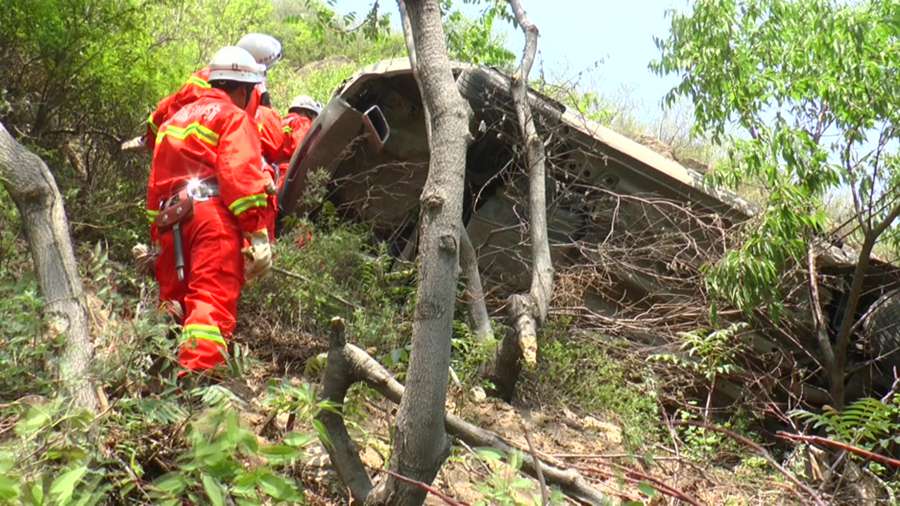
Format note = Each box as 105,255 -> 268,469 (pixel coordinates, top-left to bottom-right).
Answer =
776,431 -> 900,469
316,318 -> 608,505
676,421 -> 827,506
573,463 -> 702,506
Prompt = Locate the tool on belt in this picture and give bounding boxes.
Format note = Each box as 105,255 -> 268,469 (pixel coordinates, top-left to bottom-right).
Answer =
155,178 -> 219,281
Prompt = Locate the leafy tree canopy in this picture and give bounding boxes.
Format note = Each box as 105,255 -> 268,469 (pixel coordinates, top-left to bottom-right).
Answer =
653,0 -> 899,313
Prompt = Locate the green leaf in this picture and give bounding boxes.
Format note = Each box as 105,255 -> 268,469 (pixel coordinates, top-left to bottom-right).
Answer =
28,481 -> 44,506
475,448 -> 504,462
201,474 -> 226,506
0,475 -> 21,501
257,472 -> 302,502
49,466 -> 87,505
283,432 -> 315,448
15,405 -> 52,437
152,472 -> 188,495
637,481 -> 657,497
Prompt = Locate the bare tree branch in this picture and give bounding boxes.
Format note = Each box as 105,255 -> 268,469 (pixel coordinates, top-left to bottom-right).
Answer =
460,227 -> 493,341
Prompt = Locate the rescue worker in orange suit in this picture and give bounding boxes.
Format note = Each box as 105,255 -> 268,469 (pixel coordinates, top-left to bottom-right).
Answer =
276,95 -> 322,248
144,33 -> 283,151
236,33 -> 287,165
278,95 -> 322,192
235,33 -> 287,239
146,46 -> 274,374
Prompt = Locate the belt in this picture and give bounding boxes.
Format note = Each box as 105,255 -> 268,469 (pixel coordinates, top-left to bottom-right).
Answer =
160,178 -> 219,209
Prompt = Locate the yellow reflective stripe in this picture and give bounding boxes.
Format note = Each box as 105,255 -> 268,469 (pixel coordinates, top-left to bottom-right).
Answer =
182,324 -> 226,347
147,113 -> 158,135
156,121 -> 220,147
257,122 -> 264,132
187,75 -> 211,89
228,193 -> 267,216
282,125 -> 293,134
186,323 -> 220,333
146,209 -> 159,224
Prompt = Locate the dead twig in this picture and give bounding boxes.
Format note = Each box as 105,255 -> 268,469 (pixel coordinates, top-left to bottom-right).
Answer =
270,266 -> 356,307
573,462 -> 703,506
520,415 -> 550,505
677,421 -> 827,506
776,431 -> 900,469
372,468 -> 469,506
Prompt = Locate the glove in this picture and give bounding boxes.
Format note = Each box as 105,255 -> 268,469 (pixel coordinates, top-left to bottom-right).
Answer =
242,229 -> 273,282
131,242 -> 159,276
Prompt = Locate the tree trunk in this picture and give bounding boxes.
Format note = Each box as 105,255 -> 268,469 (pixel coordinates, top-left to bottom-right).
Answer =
828,202 -> 900,409
317,318 -> 609,505
0,121 -> 98,411
365,2 -> 472,504
488,0 -> 553,399
460,227 -> 492,341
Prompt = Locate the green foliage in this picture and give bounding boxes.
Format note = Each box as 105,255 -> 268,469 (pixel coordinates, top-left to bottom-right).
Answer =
535,327 -> 660,450
444,1 -> 516,68
0,280 -> 53,400
261,377 -> 337,444
652,0 -> 899,312
535,82 -> 616,125
244,221 -> 415,349
792,396 -> 900,453
0,400 -> 110,505
149,407 -> 305,505
472,449 -> 567,506
650,322 -> 746,383
674,407 -> 758,462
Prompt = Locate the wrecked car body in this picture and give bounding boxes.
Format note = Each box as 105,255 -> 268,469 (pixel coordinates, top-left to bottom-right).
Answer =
278,58 -> 900,396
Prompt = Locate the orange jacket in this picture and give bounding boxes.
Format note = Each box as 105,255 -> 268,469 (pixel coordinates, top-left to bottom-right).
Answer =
256,105 -> 287,164
147,87 -> 271,235
145,67 -> 262,150
281,111 -> 314,160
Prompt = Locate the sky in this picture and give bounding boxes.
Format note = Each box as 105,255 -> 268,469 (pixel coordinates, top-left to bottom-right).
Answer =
333,0 -> 689,121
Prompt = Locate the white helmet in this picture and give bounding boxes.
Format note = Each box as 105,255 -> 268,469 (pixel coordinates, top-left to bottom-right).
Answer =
237,33 -> 283,69
208,46 -> 265,84
289,95 -> 322,115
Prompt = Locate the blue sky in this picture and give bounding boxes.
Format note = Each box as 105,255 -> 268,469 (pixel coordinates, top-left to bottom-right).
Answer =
334,0 -> 689,121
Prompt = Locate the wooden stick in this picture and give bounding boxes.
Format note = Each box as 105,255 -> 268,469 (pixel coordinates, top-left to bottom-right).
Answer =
776,431 -> 900,469
521,416 -> 550,505
378,468 -> 470,506
677,421 -> 827,506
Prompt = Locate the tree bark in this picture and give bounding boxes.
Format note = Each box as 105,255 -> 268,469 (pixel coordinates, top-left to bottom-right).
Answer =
364,2 -> 473,504
489,0 -> 553,399
460,227 -> 492,341
829,201 -> 900,409
0,121 -> 98,411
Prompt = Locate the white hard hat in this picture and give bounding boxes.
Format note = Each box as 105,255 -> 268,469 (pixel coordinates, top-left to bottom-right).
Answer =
289,95 -> 322,115
237,33 -> 283,68
208,46 -> 265,84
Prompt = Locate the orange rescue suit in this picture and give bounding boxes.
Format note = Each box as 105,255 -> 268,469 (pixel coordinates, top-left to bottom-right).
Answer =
256,105 -> 288,165
278,111 -> 315,191
147,87 -> 273,372
145,67 -> 262,150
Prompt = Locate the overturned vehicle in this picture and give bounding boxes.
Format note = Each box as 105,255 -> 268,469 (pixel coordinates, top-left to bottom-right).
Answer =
277,58 -> 900,404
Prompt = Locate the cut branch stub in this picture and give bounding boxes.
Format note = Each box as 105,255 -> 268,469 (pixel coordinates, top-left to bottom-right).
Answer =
484,0 -> 553,400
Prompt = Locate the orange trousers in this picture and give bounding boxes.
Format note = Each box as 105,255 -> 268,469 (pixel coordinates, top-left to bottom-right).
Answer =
155,198 -> 244,371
